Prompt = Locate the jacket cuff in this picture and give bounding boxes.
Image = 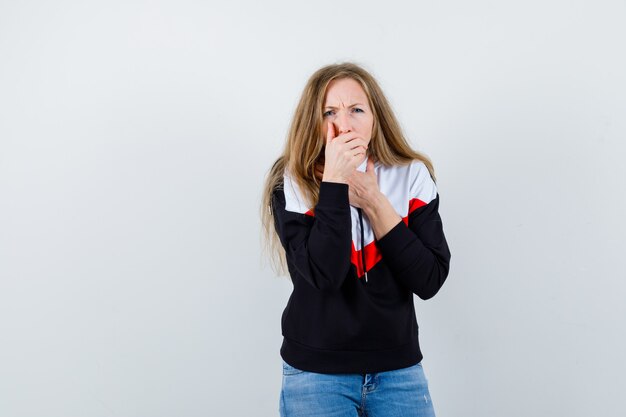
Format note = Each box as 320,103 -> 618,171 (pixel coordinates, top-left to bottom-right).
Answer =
376,220 -> 425,268
317,182 -> 349,207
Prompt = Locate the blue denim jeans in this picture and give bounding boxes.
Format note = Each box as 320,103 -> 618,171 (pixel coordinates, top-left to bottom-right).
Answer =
279,360 -> 436,417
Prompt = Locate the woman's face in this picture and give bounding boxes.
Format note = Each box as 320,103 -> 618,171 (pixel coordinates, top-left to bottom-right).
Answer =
321,78 -> 374,146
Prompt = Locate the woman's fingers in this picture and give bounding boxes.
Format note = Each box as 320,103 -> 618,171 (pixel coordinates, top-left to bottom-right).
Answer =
328,136 -> 367,157
346,138 -> 368,151
334,137 -> 368,153
330,131 -> 360,144
326,121 -> 336,144
327,131 -> 367,152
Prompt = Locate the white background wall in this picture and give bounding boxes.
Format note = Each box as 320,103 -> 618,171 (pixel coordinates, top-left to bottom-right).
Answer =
1,1 -> 625,416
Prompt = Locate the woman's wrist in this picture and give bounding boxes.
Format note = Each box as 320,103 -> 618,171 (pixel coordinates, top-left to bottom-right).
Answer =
362,191 -> 387,214
322,173 -> 347,184
363,192 -> 402,239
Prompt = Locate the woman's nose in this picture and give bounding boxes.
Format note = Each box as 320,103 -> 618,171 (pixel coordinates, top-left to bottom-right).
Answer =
334,111 -> 352,133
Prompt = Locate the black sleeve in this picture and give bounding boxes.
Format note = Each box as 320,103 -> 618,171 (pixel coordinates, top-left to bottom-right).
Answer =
375,194 -> 451,300
272,181 -> 353,292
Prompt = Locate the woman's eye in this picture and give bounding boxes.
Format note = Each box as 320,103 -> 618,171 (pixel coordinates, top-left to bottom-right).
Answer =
323,108 -> 363,117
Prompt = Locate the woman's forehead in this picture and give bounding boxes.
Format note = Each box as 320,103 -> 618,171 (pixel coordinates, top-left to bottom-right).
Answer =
324,79 -> 368,107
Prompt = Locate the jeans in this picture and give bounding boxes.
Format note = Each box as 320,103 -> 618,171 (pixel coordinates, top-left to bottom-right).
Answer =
279,360 -> 436,417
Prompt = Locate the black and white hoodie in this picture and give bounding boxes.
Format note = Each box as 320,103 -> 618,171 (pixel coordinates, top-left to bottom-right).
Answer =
272,156 -> 451,374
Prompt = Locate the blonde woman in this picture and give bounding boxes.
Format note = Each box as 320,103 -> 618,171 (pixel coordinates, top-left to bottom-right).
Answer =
262,62 -> 451,417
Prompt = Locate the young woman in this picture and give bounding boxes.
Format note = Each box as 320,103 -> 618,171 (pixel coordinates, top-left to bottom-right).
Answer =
261,62 -> 451,417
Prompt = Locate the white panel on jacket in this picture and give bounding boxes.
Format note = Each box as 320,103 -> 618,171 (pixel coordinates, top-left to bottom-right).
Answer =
408,159 -> 437,205
283,171 -> 311,215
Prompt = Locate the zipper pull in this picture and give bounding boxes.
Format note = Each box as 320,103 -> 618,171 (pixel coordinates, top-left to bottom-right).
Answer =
364,271 -> 368,283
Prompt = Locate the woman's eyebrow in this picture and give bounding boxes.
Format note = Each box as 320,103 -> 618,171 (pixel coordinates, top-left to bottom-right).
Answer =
323,103 -> 366,109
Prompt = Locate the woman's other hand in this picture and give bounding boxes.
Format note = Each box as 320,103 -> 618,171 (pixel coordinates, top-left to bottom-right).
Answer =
347,157 -> 381,210
349,157 -> 402,239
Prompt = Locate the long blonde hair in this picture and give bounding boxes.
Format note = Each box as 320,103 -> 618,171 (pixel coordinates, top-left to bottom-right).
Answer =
261,62 -> 435,275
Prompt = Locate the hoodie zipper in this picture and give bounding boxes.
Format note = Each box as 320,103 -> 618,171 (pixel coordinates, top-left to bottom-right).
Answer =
357,208 -> 368,283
